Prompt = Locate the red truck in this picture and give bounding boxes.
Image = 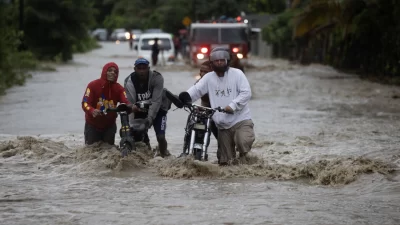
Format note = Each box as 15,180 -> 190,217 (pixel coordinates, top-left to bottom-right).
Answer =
188,21 -> 251,66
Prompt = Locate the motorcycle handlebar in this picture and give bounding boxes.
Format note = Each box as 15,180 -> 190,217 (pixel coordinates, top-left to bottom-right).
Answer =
215,106 -> 233,114
186,104 -> 232,114
102,101 -> 152,114
164,89 -> 232,114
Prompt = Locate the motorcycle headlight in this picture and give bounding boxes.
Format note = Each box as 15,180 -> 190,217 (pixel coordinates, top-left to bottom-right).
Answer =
193,123 -> 206,130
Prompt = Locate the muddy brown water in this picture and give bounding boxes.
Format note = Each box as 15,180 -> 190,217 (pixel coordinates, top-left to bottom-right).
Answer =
0,42 -> 399,225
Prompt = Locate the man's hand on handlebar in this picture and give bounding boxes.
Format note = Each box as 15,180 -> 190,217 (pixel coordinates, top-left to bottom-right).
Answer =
224,106 -> 234,114
92,109 -> 102,117
213,106 -> 233,114
131,104 -> 140,113
179,91 -> 192,105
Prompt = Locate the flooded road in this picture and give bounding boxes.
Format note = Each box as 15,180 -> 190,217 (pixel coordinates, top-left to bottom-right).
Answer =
0,42 -> 399,225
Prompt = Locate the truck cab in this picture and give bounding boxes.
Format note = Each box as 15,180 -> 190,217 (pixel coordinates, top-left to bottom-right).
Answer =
188,22 -> 250,66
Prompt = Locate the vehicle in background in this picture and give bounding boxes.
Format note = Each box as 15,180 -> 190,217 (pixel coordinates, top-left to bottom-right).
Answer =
91,28 -> 108,41
110,28 -> 127,41
144,28 -> 164,34
130,29 -> 143,49
188,21 -> 250,66
137,33 -> 175,66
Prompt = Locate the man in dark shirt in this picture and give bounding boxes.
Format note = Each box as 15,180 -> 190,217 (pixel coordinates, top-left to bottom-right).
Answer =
124,58 -> 171,157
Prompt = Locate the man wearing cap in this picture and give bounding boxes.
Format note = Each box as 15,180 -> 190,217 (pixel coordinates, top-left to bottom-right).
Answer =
124,58 -> 171,157
178,47 -> 255,166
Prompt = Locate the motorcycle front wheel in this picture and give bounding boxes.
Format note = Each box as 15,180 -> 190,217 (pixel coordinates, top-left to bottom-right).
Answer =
194,148 -> 202,161
119,142 -> 132,157
120,147 -> 131,157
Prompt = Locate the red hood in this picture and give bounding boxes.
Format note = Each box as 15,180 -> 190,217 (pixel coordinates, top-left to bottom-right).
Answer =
101,62 -> 119,83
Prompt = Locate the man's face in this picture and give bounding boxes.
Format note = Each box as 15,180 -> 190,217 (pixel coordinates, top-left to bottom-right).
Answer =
107,67 -> 117,82
212,59 -> 228,73
134,64 -> 150,79
212,59 -> 227,67
199,65 -> 212,78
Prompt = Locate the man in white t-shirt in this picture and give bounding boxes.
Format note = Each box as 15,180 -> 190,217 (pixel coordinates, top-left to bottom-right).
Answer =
179,47 -> 255,166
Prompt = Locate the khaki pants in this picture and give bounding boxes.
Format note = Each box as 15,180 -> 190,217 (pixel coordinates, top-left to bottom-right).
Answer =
218,119 -> 255,164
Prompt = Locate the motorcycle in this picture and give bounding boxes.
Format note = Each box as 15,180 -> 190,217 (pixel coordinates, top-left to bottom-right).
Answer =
165,90 -> 229,161
102,100 -> 152,157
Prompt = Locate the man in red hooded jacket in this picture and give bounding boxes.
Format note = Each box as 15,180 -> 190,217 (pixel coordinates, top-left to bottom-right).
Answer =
82,62 -> 129,145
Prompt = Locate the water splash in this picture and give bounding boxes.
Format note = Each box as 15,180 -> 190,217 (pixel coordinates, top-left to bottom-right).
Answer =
0,136 -> 396,185
154,153 -> 396,186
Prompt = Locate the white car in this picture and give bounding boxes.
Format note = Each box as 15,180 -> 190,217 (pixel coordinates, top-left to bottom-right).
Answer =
110,28 -> 127,41
131,29 -> 143,49
91,28 -> 108,41
137,33 -> 175,66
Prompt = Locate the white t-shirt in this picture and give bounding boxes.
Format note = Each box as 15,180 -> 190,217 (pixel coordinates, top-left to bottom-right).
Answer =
187,67 -> 252,129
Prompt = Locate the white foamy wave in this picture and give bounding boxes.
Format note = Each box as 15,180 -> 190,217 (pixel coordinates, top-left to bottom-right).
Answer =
0,136 -> 397,185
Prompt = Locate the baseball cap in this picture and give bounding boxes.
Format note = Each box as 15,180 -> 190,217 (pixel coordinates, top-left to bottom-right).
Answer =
134,58 -> 150,66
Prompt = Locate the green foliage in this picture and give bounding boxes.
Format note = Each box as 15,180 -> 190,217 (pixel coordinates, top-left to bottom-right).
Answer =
103,14 -> 126,30
262,0 -> 400,79
262,10 -> 294,45
261,9 -> 299,58
0,1 -> 37,95
24,0 -> 97,62
248,0 -> 287,14
1,0 -> 101,94
156,3 -> 188,33
97,0 -> 249,34
92,0 -> 114,29
205,0 -> 249,19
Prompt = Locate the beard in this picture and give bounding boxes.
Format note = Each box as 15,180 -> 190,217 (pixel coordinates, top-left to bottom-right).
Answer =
213,65 -> 228,73
136,71 -> 148,80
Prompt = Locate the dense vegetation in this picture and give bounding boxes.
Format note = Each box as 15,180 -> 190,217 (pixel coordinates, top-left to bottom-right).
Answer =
0,0 -> 99,94
261,0 -> 400,81
1,0 -> 399,95
95,0 -> 250,34
0,1 -> 35,94
0,0 -> 249,94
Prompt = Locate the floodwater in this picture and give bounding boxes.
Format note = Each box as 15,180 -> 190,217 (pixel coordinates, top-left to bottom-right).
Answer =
0,42 -> 399,225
